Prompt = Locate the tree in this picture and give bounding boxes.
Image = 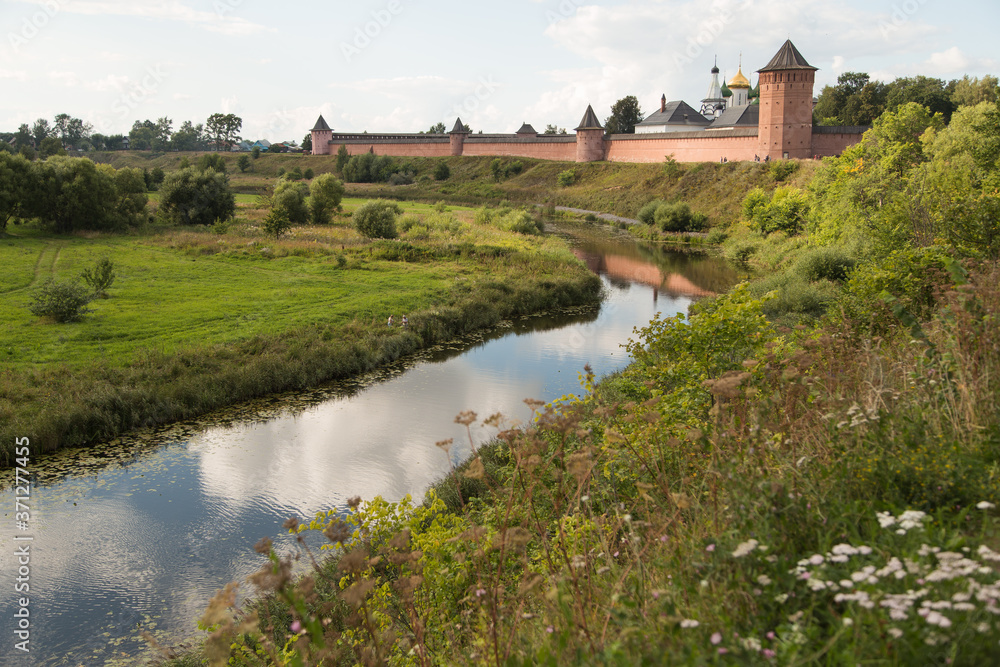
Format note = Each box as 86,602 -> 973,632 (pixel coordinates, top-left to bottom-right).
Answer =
0,152 -> 33,230
543,124 -> 567,134
272,180 -> 310,224
39,136 -> 65,158
153,117 -> 173,150
206,113 -> 243,151
80,258 -> 116,298
302,133 -> 312,152
261,207 -> 292,239
129,120 -> 156,151
172,121 -> 204,151
108,165 -> 148,227
252,146 -> 261,160
29,156 -> 119,232
31,118 -> 51,146
885,76 -> 956,123
198,153 -> 227,174
159,167 -> 235,225
433,162 -> 450,180
353,200 -> 400,239
14,124 -> 32,149
950,75 -> 1000,107
427,122 -> 447,134
237,154 -> 251,173
335,144 -> 350,173
604,96 -> 643,135
309,173 -> 345,224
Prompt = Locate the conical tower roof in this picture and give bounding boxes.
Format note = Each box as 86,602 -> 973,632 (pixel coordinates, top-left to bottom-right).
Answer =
450,118 -> 468,134
575,104 -> 603,130
312,115 -> 331,131
758,40 -> 817,72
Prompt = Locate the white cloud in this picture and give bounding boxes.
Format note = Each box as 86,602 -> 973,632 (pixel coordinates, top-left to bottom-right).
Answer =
12,0 -> 269,35
0,69 -> 29,81
48,70 -> 79,86
85,74 -> 131,92
173,93 -> 194,101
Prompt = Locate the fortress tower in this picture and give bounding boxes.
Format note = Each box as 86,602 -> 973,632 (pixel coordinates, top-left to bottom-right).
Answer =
756,40 -> 817,160
575,105 -> 605,162
310,115 -> 332,156
449,117 -> 468,156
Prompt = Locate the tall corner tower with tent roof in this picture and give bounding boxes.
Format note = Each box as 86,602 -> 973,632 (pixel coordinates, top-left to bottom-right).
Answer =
310,115 -> 332,155
756,39 -> 817,160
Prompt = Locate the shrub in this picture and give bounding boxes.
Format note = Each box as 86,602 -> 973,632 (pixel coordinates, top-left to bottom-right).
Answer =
654,202 -> 707,233
637,199 -> 664,225
794,246 -> 857,282
343,153 -> 399,183
506,160 -> 524,177
433,201 -> 448,213
557,169 -> 576,187
303,168 -> 314,180
433,162 -> 451,180
743,187 -> 809,235
272,180 -> 310,224
159,167 -> 235,226
705,227 -> 729,244
353,200 -> 401,239
388,172 -> 414,186
769,159 -> 799,182
261,207 -> 292,239
80,258 -> 116,298
309,174 -> 345,225
29,279 -> 92,322
237,155 -> 250,173
197,153 -> 227,174
662,155 -> 682,178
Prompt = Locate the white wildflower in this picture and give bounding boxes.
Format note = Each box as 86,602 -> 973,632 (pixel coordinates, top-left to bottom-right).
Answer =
732,539 -> 759,558
976,501 -> 995,510
888,628 -> 903,638
757,574 -> 772,586
680,619 -> 699,628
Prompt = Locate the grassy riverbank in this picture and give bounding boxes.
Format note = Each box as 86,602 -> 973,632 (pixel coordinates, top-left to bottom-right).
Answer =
0,201 -> 601,463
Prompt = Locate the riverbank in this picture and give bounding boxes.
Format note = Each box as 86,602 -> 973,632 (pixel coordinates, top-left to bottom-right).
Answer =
0,202 -> 601,463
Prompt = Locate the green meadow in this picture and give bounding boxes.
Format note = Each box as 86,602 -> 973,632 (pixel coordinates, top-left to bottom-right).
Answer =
0,198 -> 601,461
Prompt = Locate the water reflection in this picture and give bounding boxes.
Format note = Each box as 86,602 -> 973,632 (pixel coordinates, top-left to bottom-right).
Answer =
0,225 -> 737,665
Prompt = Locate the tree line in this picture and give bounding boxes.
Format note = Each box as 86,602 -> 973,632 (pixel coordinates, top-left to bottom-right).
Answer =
0,112 -> 248,155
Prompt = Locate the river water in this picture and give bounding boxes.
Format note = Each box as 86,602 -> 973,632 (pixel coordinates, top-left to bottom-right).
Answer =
0,224 -> 738,665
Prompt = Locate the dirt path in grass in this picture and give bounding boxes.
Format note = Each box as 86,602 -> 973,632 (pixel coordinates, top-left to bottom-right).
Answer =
3,242 -> 65,295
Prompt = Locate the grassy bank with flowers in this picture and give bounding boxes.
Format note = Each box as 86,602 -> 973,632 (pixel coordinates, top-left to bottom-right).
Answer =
164,100 -> 1000,666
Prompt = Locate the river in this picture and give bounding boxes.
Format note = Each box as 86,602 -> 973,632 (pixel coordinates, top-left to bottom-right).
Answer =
0,223 -> 739,665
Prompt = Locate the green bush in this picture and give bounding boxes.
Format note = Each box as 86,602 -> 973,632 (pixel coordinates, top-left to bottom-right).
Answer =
261,207 -> 292,239
769,159 -> 799,182
743,186 -> 809,235
388,172 -> 414,186
80,258 -> 116,298
237,155 -> 250,173
303,168 -> 314,180
557,169 -> 576,187
794,246 -> 857,282
309,174 -> 345,225
353,200 -> 401,239
705,227 -> 729,244
272,180 -> 309,224
29,279 -> 92,322
197,153 -> 227,174
637,199 -> 664,225
475,206 -> 543,235
159,167 -> 235,226
654,202 -> 707,233
343,153 -> 399,183
433,162 -> 451,181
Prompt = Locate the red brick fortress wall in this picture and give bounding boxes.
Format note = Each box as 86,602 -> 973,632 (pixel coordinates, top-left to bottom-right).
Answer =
605,129 -> 760,163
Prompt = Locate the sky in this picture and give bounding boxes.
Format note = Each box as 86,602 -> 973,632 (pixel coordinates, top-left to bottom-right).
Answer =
1,0 -> 998,142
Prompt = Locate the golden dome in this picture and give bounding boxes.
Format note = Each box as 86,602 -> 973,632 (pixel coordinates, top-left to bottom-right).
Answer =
728,67 -> 751,89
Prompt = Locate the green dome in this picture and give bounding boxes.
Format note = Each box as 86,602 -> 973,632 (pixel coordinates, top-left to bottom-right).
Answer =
721,82 -> 732,98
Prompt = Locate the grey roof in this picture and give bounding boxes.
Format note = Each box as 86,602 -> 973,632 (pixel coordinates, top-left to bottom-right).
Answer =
450,118 -> 468,134
516,122 -> 537,135
758,40 -> 817,72
575,105 -> 603,130
312,115 -> 331,131
707,104 -> 759,129
637,100 -> 711,128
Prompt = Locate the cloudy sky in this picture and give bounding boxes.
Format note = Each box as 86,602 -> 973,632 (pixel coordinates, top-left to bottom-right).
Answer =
1,0 -> 997,142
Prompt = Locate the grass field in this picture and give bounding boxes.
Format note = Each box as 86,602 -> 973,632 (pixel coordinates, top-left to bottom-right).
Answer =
0,199 -> 601,461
